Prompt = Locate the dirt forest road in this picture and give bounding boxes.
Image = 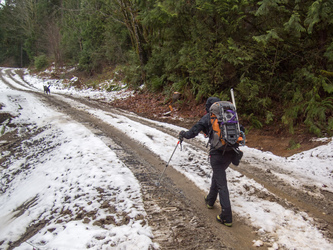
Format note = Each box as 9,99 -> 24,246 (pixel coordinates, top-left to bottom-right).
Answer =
1,68 -> 332,249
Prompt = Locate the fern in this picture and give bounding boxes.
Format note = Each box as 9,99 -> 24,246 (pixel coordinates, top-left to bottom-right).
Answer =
253,29 -> 284,46
328,117 -> 333,134
265,111 -> 275,124
220,38 -> 254,65
322,81 -> 333,93
256,0 -> 280,16
291,88 -> 304,103
284,12 -> 306,36
324,41 -> 333,62
305,0 -> 333,34
242,113 -> 263,129
304,95 -> 332,136
283,69 -> 333,136
288,139 -> 301,150
282,104 -> 302,134
156,2 -> 178,18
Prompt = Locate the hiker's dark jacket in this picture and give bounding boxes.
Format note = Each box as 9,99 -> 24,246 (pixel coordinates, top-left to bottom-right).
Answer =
182,113 -> 210,139
181,97 -> 219,146
182,97 -> 243,154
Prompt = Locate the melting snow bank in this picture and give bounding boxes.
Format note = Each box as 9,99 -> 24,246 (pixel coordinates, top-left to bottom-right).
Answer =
62,98 -> 332,249
21,68 -> 134,102
0,89 -> 157,249
1,67 -> 333,249
243,142 -> 333,193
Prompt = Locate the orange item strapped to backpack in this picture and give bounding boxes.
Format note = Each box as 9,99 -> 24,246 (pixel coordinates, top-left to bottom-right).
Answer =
210,113 -> 226,146
209,101 -> 241,150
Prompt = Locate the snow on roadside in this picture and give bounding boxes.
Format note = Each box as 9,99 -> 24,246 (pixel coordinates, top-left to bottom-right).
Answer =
21,68 -> 134,102
85,103 -> 333,194
1,67 -> 333,249
242,144 -> 333,193
57,97 -> 332,249
0,86 -> 157,249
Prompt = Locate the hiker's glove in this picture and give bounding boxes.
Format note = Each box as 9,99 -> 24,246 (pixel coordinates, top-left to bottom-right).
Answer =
231,149 -> 243,166
179,131 -> 186,142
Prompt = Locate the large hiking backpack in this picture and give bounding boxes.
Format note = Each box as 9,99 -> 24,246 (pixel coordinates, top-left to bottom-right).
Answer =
209,101 -> 243,150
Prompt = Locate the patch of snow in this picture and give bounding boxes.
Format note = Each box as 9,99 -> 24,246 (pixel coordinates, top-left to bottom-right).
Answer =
0,67 -> 332,249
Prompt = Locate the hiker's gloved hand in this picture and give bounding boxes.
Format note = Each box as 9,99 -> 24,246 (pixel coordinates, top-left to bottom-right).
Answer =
179,131 -> 186,142
231,149 -> 243,166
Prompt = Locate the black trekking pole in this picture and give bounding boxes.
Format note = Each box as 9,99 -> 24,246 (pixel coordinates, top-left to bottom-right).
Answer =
156,140 -> 182,187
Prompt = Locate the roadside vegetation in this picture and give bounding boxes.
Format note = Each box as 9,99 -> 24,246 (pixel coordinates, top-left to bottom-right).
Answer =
0,0 -> 332,137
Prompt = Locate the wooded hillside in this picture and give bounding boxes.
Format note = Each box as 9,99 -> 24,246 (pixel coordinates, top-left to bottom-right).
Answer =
0,0 -> 332,136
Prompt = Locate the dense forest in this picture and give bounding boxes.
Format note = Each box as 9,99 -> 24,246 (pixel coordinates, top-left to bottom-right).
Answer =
0,0 -> 332,136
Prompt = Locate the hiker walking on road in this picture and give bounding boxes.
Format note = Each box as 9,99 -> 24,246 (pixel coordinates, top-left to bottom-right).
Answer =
178,97 -> 244,227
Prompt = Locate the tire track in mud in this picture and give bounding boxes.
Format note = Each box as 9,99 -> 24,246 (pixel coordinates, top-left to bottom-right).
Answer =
2,68 -> 332,247
62,95 -> 333,240
74,98 -> 333,240
41,94 -> 256,249
1,69 -> 257,249
7,68 -> 40,90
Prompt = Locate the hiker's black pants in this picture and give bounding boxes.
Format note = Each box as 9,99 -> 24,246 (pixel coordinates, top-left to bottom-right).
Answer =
206,150 -> 233,217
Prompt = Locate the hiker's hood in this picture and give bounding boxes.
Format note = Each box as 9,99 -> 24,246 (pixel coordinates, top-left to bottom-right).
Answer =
205,97 -> 221,112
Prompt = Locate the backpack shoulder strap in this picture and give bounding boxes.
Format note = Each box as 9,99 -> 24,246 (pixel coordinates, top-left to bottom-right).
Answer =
206,116 -> 215,148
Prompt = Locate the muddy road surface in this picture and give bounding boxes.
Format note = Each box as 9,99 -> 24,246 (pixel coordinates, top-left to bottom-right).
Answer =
1,68 -> 332,249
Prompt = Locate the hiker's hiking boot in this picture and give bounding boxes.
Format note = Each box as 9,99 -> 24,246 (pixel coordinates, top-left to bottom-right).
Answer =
216,214 -> 232,227
217,207 -> 232,227
204,196 -> 214,209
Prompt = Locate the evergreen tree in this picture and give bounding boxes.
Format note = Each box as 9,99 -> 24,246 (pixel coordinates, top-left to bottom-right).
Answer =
0,0 -> 332,135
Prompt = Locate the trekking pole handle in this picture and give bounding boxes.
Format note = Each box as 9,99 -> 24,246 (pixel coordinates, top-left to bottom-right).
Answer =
231,88 -> 236,109
230,88 -> 241,133
179,140 -> 182,151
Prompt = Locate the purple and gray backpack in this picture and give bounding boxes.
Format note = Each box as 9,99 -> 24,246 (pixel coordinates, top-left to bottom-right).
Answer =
209,101 -> 243,150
